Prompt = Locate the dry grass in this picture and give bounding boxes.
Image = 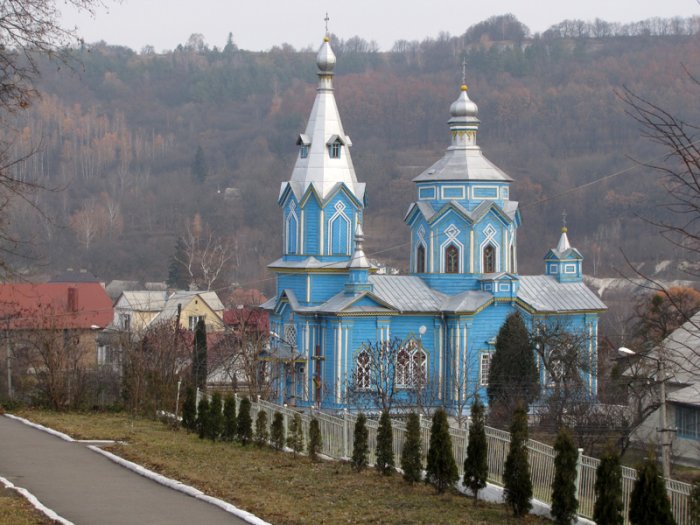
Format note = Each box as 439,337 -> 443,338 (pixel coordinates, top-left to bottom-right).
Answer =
0,488 -> 51,525
16,410 -> 549,525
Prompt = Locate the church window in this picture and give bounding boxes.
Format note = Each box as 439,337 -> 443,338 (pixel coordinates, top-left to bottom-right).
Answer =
483,244 -> 495,273
416,244 -> 426,273
356,350 -> 371,390
286,212 -> 298,254
479,352 -> 492,386
300,145 -> 309,158
284,322 -> 297,348
445,244 -> 459,274
396,340 -> 427,388
328,141 -> 342,159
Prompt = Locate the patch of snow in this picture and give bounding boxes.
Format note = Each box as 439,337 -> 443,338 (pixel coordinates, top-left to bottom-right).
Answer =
654,260 -> 672,275
88,446 -> 271,525
0,474 -> 74,525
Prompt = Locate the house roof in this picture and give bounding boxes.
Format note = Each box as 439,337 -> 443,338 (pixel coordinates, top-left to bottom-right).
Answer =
149,290 -> 224,326
660,311 -> 700,387
119,291 -> 168,311
0,283 -> 113,330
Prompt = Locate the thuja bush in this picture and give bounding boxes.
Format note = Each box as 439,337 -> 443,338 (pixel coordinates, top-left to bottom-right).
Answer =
351,413 -> 369,472
375,410 -> 394,475
254,410 -> 269,447
308,417 -> 322,460
400,412 -> 422,484
271,411 -> 285,450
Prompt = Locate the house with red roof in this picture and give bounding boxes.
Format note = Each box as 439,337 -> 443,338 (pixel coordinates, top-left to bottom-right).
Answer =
0,282 -> 113,407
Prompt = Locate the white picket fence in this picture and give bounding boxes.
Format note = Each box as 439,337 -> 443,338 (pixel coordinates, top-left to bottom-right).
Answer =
238,396 -> 692,525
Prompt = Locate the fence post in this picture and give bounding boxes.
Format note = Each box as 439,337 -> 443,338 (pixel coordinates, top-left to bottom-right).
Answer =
575,448 -> 584,498
343,408 -> 349,459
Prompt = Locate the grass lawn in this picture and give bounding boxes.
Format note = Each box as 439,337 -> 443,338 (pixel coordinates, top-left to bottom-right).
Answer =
0,487 -> 52,525
14,409 -> 549,525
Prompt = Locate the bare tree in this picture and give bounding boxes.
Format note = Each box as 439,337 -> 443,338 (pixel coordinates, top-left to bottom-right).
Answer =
174,215 -> 236,290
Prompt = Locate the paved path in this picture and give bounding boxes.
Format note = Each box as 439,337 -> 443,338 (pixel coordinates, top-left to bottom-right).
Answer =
0,415 -> 250,525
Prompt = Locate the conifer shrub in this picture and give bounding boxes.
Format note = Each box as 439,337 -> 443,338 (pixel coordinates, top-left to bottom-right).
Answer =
236,396 -> 253,445
690,478 -> 700,525
308,417 -> 322,460
426,408 -> 458,493
629,454 -> 675,525
375,410 -> 394,475
400,412 -> 423,484
593,448 -> 624,525
351,412 -> 369,472
254,410 -> 269,447
551,427 -> 579,525
196,397 -> 210,440
503,404 -> 532,517
207,391 -> 223,441
222,394 -> 237,441
181,386 -> 196,431
287,412 -> 305,457
463,396 -> 488,501
271,411 -> 285,450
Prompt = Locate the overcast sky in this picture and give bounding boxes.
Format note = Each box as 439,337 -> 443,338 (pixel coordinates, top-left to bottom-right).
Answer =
60,0 -> 700,52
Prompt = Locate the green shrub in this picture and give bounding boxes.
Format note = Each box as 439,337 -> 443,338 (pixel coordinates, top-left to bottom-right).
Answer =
308,417 -> 322,460
351,413 -> 369,472
400,412 -> 422,484
463,396 -> 488,501
375,410 -> 394,475
425,408 -> 458,493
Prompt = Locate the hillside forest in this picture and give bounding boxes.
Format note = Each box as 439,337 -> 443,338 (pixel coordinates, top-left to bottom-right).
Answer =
4,14 -> 700,298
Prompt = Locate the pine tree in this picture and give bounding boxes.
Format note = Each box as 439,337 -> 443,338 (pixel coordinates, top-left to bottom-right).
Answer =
181,386 -> 197,431
463,396 -> 488,501
196,397 -> 210,440
351,413 -> 369,472
487,312 -> 539,425
308,417 -> 322,460
287,412 -> 304,457
400,412 -> 423,484
236,396 -> 253,445
167,236 -> 189,289
271,411 -> 285,450
425,408 -> 459,493
207,391 -> 223,441
503,405 -> 532,517
191,145 -> 208,183
222,394 -> 236,441
254,410 -> 269,447
375,410 -> 395,475
629,455 -> 675,525
593,448 -> 624,525
192,318 -> 207,391
551,427 -> 579,525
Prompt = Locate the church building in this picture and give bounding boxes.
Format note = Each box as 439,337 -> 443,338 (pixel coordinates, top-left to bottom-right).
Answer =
262,36 -> 606,412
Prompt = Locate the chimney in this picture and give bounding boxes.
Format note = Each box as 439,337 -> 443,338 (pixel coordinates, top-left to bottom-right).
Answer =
67,287 -> 79,312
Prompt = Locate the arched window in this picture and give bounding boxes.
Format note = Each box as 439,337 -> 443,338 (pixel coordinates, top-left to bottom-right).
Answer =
329,214 -> 350,255
395,341 -> 428,388
356,350 -> 371,390
445,244 -> 459,274
416,244 -> 426,273
483,244 -> 495,273
286,212 -> 298,254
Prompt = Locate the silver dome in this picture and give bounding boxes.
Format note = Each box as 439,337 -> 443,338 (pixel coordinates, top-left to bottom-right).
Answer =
450,85 -> 478,118
316,37 -> 336,72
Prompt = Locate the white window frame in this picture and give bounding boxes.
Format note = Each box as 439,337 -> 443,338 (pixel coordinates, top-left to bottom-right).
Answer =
479,352 -> 492,386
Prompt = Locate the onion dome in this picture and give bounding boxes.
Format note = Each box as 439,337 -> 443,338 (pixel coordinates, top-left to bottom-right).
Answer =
316,37 -> 336,73
449,84 -> 478,118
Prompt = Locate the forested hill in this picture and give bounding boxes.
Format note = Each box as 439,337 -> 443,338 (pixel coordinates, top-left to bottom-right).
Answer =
6,15 -> 700,295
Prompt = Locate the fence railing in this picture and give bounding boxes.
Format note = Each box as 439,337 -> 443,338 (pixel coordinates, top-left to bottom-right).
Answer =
240,396 -> 692,525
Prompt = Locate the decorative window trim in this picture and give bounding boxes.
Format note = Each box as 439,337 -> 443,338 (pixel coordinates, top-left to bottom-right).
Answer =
188,315 -> 204,331
483,243 -> 496,274
418,186 -> 437,200
415,243 -> 427,273
549,263 -> 559,274
564,264 -> 577,274
327,202 -> 351,255
300,144 -> 309,158
328,141 -> 342,159
441,185 -> 465,200
472,185 -> 499,199
285,203 -> 299,254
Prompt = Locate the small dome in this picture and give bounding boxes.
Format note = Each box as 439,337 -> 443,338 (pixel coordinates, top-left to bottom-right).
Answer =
450,85 -> 478,118
316,38 -> 336,72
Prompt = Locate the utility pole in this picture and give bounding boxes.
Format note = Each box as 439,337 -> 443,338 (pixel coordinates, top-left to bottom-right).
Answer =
6,335 -> 12,399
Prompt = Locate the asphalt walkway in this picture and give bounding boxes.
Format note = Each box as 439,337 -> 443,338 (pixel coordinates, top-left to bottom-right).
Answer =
0,415 -> 251,525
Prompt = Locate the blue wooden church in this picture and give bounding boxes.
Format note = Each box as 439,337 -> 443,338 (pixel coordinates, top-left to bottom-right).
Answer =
262,36 -> 606,412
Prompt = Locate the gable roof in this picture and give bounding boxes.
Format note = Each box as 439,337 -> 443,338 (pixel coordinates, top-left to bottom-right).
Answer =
118,291 -> 168,311
0,283 -> 113,330
149,290 -> 224,326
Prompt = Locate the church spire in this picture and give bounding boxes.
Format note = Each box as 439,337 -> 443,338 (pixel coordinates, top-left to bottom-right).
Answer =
282,34 -> 365,204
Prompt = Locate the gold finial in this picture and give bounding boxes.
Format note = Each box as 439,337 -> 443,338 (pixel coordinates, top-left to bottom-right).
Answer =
461,84 -> 468,91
